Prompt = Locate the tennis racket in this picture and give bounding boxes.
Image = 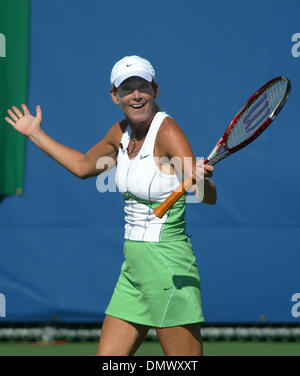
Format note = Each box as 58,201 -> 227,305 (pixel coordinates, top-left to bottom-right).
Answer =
154,76 -> 291,218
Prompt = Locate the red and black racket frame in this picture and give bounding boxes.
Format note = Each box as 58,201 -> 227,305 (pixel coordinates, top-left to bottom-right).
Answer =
204,76 -> 291,166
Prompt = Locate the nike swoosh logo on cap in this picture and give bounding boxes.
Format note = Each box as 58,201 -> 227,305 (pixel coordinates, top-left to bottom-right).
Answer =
140,154 -> 150,159
126,64 -> 133,67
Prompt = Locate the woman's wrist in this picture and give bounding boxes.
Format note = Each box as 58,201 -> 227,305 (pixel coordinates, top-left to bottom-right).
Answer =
29,127 -> 44,143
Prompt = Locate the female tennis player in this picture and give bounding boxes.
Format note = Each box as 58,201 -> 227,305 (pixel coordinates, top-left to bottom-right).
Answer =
5,55 -> 216,356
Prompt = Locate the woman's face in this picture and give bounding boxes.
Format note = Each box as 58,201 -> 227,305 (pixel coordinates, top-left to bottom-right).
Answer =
111,76 -> 158,125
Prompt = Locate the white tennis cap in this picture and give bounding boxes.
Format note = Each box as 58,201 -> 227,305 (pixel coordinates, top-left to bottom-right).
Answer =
110,55 -> 155,88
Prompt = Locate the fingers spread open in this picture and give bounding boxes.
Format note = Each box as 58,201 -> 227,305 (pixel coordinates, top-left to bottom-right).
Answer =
36,105 -> 42,120
7,109 -> 19,122
5,116 -> 16,126
12,106 -> 23,118
21,103 -> 30,115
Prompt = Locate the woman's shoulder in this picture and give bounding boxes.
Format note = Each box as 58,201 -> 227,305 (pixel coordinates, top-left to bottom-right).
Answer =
157,115 -> 187,142
108,119 -> 128,134
118,119 -> 129,134
105,119 -> 128,145
156,115 -> 190,158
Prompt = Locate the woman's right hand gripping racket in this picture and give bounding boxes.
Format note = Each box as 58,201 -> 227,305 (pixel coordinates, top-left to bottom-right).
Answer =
154,76 -> 291,218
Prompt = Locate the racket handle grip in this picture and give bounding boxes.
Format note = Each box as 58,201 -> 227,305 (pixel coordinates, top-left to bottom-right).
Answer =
153,177 -> 194,218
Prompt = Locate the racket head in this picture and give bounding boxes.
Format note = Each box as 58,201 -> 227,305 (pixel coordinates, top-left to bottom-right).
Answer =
222,76 -> 291,153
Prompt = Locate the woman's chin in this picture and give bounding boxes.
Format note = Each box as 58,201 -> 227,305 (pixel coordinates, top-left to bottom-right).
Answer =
127,109 -> 150,124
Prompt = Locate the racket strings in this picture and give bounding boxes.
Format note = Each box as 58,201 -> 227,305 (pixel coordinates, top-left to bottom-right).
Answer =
226,78 -> 288,150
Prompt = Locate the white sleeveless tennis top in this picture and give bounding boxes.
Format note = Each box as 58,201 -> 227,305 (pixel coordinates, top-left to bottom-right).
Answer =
115,111 -> 187,242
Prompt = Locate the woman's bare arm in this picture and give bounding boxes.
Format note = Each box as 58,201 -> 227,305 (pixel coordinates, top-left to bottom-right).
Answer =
156,117 -> 217,204
5,104 -> 121,179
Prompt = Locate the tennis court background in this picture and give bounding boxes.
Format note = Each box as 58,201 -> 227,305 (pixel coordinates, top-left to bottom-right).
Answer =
0,0 -> 299,324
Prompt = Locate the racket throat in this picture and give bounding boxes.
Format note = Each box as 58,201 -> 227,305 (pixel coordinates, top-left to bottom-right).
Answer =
206,138 -> 224,163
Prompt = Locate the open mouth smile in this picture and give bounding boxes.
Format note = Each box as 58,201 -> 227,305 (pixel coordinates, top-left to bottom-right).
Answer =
130,103 -> 145,109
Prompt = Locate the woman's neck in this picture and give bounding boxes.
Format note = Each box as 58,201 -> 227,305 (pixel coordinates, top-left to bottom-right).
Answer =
127,110 -> 158,140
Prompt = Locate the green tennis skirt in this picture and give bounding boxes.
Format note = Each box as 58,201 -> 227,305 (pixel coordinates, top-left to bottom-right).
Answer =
105,238 -> 204,328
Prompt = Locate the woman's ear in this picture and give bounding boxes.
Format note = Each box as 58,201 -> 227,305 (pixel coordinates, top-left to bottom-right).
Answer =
110,87 -> 119,104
